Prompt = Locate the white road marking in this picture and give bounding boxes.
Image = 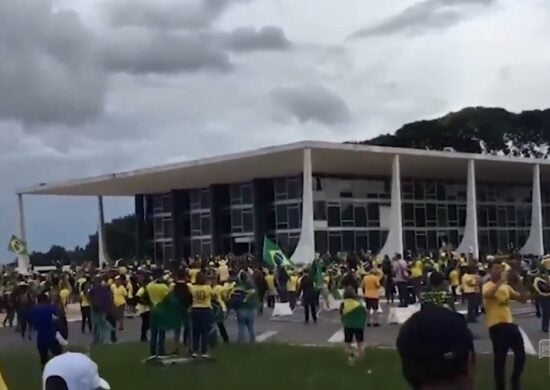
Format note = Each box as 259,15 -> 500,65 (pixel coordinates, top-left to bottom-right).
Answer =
519,326 -> 537,356
257,330 -> 278,343
328,329 -> 344,343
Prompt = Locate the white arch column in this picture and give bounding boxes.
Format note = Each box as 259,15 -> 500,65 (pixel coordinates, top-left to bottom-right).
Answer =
98,195 -> 109,267
380,155 -> 403,258
17,194 -> 30,273
291,148 -> 315,264
457,160 -> 479,259
520,164 -> 544,256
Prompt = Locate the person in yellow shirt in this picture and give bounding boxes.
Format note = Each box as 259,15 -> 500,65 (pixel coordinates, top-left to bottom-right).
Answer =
362,268 -> 381,327
287,272 -> 299,310
111,276 -> 128,331
483,260 -> 527,390
265,271 -> 276,308
410,258 -> 424,300
189,266 -> 200,284
218,260 -> 230,283
59,281 -> 71,307
79,279 -> 92,334
461,266 -> 481,323
210,278 -> 229,344
189,272 -> 214,357
449,266 -> 460,303
135,281 -> 151,342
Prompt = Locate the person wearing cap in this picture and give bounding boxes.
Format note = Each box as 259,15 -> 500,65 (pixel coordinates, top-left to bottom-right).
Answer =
396,307 -> 476,390
482,260 -> 528,390
42,352 -> 110,390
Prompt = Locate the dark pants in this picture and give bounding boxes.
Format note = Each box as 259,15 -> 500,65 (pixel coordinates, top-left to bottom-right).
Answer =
81,306 -> 92,333
257,290 -> 266,314
540,296 -> 550,332
19,311 -> 32,339
106,313 -> 117,343
267,295 -> 276,308
191,308 -> 211,355
149,325 -> 166,356
37,339 -> 62,367
289,292 -> 297,310
411,277 -> 422,299
384,279 -> 394,303
466,293 -> 478,322
451,286 -> 458,302
217,322 -> 229,343
278,286 -> 288,303
304,299 -> 317,323
140,311 -> 150,342
396,282 -> 408,307
3,308 -> 14,327
489,323 -> 526,390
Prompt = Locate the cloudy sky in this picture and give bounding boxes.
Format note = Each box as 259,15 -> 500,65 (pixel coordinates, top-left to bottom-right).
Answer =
1,0 -> 550,261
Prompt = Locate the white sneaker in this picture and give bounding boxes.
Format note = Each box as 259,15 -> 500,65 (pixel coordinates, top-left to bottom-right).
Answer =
201,354 -> 211,359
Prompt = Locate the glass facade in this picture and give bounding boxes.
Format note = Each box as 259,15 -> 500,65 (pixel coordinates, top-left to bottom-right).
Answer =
312,176 -> 390,254
141,172 -> 543,262
402,178 -> 467,254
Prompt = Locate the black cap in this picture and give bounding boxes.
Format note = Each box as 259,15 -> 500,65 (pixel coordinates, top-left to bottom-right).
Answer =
396,307 -> 474,388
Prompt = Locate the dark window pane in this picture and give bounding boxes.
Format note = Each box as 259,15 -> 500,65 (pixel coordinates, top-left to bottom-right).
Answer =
267,207 -> 276,230
458,207 -> 466,227
354,207 -> 367,227
222,212 -> 231,234
288,179 -> 299,199
314,201 -> 327,220
191,213 -> 200,232
274,179 -> 287,199
277,233 -> 289,249
315,231 -> 328,253
449,230 -> 459,247
415,206 -> 426,227
341,203 -> 353,221
230,185 -> 241,205
416,232 -> 427,251
277,204 -> 288,223
355,232 -> 367,252
201,241 -> 211,256
231,209 -> 242,227
163,219 -> 173,238
328,206 -> 340,227
489,230 -> 497,251
448,205 -> 457,221
201,214 -> 210,235
242,184 -> 253,204
427,230 -> 437,250
403,203 -> 414,221
426,203 -> 436,221
437,182 -> 446,200
368,231 -> 380,251
414,181 -> 425,200
200,190 -> 210,209
497,207 -> 506,226
343,231 -> 354,251
162,196 -> 172,212
329,233 -> 341,254
191,239 -> 201,255
437,206 -> 447,227
189,190 -> 200,208
367,203 -> 379,221
289,206 -> 300,229
405,230 -> 415,251
243,210 -> 254,232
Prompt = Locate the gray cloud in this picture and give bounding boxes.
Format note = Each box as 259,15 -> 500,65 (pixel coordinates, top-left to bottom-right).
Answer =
0,0 -> 106,126
270,84 -> 351,125
100,29 -> 233,74
224,26 -> 292,52
106,0 -> 248,30
349,0 -> 495,39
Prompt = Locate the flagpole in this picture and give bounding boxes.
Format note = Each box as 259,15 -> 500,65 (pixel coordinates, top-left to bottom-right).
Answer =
17,194 -> 30,274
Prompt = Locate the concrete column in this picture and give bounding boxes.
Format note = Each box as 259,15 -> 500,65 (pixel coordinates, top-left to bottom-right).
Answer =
457,160 -> 479,259
380,155 -> 403,259
17,194 -> 30,273
171,191 -> 183,262
135,195 -> 145,260
520,164 -> 544,256
98,196 -> 108,268
291,148 -> 315,264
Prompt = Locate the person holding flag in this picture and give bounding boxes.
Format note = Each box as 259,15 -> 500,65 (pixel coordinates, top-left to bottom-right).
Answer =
340,286 -> 367,365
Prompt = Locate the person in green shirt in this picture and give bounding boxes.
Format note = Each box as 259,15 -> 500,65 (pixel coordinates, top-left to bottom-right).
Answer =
232,272 -> 258,344
340,286 -> 366,366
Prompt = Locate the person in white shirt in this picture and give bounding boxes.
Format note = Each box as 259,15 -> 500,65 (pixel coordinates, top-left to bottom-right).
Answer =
42,352 -> 110,390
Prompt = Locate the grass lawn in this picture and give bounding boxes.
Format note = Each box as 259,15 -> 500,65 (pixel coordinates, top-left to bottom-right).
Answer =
0,343 -> 548,389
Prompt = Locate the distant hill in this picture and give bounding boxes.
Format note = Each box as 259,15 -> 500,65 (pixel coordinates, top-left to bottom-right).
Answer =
356,107 -> 550,158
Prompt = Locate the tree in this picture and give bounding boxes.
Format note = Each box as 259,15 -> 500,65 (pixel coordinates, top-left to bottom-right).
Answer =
30,214 -> 136,266
358,106 -> 550,158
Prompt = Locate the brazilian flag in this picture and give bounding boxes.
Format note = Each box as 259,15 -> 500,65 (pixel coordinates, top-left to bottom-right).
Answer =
8,235 -> 27,255
262,237 -> 294,269
341,298 -> 366,329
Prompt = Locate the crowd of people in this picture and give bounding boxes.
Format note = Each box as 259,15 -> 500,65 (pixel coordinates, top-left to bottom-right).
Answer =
0,249 -> 549,389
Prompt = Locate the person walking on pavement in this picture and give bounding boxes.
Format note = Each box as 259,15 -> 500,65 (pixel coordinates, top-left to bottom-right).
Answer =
298,268 -> 318,324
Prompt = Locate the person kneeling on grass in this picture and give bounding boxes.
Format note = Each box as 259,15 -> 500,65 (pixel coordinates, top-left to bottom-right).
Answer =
340,286 -> 367,365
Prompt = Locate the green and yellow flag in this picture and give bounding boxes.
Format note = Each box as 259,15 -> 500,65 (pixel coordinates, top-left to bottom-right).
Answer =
341,298 -> 367,329
8,235 -> 27,255
262,237 -> 293,269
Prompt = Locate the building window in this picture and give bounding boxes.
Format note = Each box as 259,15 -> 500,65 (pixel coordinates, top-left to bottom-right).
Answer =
200,189 -> 210,209
243,209 -> 254,232
327,205 -> 340,227
314,201 -> 327,221
329,232 -> 342,254
315,230 -> 328,253
288,204 -> 300,229
354,206 -> 367,227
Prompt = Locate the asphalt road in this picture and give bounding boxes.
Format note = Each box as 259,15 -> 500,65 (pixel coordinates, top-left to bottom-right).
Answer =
1,302 -> 547,357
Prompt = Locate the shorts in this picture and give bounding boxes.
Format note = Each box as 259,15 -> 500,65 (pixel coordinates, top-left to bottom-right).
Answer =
364,298 -> 379,311
114,304 -> 125,320
344,328 -> 364,344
